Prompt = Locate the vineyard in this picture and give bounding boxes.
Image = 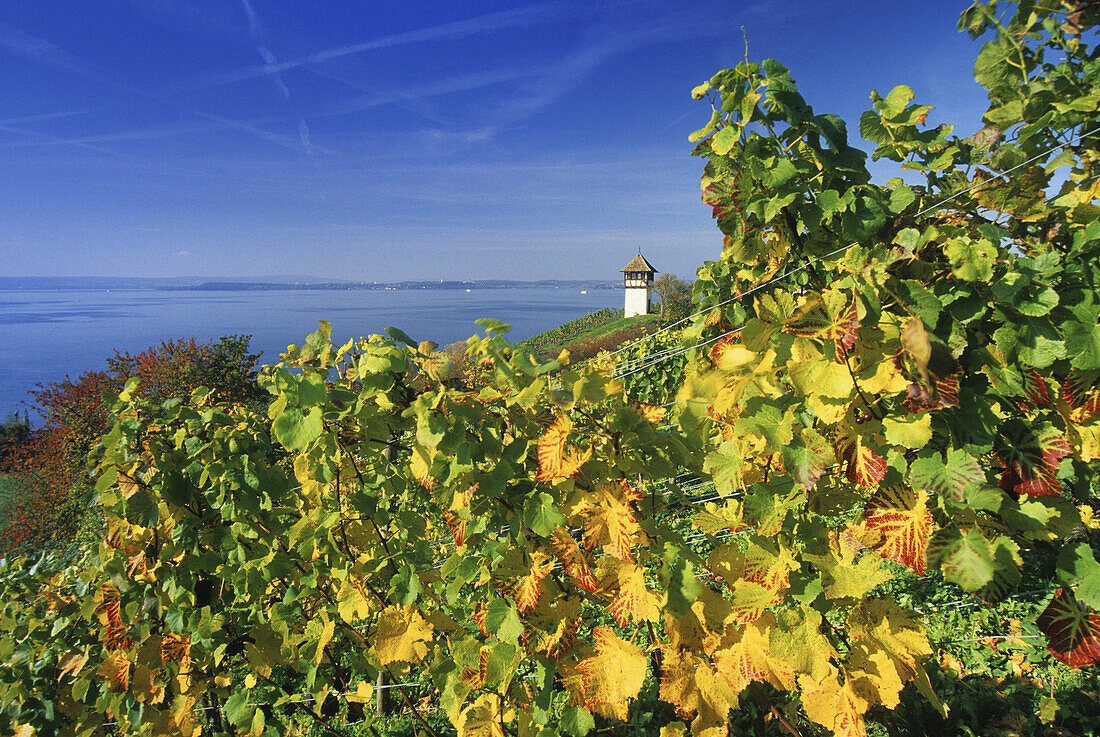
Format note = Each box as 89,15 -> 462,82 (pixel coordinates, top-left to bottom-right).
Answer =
521,308 -> 658,362
3,2 -> 1100,736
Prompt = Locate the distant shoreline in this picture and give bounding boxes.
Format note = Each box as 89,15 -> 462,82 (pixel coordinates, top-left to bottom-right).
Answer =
162,280 -> 619,292
0,277 -> 619,292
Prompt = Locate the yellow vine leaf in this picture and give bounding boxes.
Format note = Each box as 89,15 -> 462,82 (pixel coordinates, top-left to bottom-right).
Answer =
337,576 -> 374,623
457,693 -> 511,737
769,607 -> 838,680
535,414 -> 593,481
634,401 -> 667,424
149,705 -> 203,737
345,681 -> 374,704
691,499 -> 745,535
515,551 -> 554,612
562,626 -> 647,720
712,612 -> 795,695
799,667 -> 870,737
93,583 -> 133,651
97,650 -> 131,692
849,598 -> 944,716
808,530 -> 891,601
862,486 -> 934,576
659,647 -> 737,737
848,643 -> 906,709
57,648 -> 89,681
576,483 -> 641,562
550,527 -> 600,592
728,579 -> 782,623
707,540 -> 796,609
838,434 -> 888,487
860,357 -> 910,395
374,604 -> 434,665
598,557 -> 661,625
442,485 -> 475,547
530,596 -> 582,658
131,662 -> 166,705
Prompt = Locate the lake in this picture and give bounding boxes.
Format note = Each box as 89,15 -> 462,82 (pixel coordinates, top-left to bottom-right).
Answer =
0,285 -> 620,417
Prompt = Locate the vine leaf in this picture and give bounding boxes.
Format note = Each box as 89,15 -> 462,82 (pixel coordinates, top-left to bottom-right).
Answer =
515,551 -> 555,612
1057,543 -> 1100,609
861,487 -> 934,575
910,448 -> 987,503
97,650 -> 131,692
1063,370 -> 1100,418
1036,588 -> 1100,667
996,421 -> 1071,497
57,648 -> 89,681
838,435 -> 888,487
535,414 -> 593,481
599,558 -> 661,625
575,482 -> 641,562
782,428 -> 836,488
712,612 -> 796,694
550,527 -> 600,593
927,527 -> 994,591
374,604 -> 434,665
561,626 -> 647,720
798,667 -> 869,737
457,693 -> 509,737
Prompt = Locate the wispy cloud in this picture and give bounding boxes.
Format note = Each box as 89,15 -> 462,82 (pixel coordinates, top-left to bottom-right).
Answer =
317,68 -> 534,119
0,21 -> 107,81
189,2 -> 566,90
239,0 -> 291,101
0,123 -> 219,148
297,119 -> 312,149
0,110 -> 89,126
197,112 -> 336,155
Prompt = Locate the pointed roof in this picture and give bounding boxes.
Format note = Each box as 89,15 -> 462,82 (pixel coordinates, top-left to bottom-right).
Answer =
620,252 -> 658,273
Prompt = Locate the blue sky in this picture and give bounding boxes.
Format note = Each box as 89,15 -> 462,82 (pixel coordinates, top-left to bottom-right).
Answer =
0,1 -> 987,282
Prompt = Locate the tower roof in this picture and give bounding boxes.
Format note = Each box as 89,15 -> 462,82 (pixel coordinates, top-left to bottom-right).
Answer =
620,253 -> 658,273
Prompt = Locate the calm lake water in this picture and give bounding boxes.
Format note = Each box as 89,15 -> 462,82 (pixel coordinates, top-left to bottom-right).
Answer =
0,286 -> 619,417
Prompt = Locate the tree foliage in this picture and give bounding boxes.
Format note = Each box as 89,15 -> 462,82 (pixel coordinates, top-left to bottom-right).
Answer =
2,2 -> 1100,736
653,273 -> 694,323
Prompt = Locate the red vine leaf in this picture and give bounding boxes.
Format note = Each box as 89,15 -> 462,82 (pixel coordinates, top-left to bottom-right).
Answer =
1037,588 -> 1100,667
996,421 -> 1071,497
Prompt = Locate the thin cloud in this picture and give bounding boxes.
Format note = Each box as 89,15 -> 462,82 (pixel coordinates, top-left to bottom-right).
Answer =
0,21 -> 108,81
317,68 -> 533,119
0,110 -> 89,126
197,112 -> 336,155
240,0 -> 291,101
189,2 -> 566,90
0,123 -> 218,147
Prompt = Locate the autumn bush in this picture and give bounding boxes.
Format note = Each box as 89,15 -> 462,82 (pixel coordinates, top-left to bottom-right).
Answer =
0,335 -> 264,556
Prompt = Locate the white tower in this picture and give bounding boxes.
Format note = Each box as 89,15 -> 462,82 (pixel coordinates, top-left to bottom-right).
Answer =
621,252 -> 658,318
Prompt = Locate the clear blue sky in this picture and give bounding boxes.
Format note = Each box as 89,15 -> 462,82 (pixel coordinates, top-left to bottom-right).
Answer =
0,1 -> 986,282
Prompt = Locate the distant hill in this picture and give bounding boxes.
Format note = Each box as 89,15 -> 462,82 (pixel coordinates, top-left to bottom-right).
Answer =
0,277 -> 618,292
0,275 -> 347,290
